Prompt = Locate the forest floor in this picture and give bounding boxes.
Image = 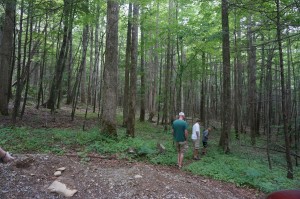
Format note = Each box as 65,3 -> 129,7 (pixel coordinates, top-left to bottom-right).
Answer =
0,106 -> 266,199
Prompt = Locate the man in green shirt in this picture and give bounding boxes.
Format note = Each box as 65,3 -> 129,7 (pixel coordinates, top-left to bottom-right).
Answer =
172,112 -> 188,169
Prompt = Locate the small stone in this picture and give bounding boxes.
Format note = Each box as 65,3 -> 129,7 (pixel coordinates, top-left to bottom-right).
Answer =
57,167 -> 66,171
54,171 -> 62,176
134,175 -> 142,179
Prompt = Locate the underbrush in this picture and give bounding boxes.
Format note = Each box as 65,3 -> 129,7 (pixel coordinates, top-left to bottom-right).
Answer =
0,122 -> 299,193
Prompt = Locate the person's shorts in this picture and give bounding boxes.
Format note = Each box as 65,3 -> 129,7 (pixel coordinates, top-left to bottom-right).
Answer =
203,141 -> 208,148
176,141 -> 188,154
192,139 -> 200,149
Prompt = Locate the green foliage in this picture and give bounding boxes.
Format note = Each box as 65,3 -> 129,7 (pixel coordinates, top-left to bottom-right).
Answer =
1,123 -> 299,194
186,132 -> 300,193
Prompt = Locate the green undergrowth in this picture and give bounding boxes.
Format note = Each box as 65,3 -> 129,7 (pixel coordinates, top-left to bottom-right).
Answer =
0,122 -> 299,193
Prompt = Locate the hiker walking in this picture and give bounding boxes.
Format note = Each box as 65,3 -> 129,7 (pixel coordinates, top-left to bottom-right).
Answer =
172,112 -> 188,169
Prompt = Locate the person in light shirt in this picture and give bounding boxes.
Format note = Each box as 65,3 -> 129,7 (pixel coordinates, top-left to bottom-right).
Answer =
191,119 -> 201,160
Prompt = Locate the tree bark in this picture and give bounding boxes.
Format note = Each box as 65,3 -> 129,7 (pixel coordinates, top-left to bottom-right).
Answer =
101,0 -> 119,137
12,0 -> 24,123
247,15 -> 257,145
123,3 -> 132,127
44,0 -> 70,111
37,10 -> 49,109
276,0 -> 293,179
80,25 -> 89,104
65,1 -> 74,105
139,7 -> 145,122
266,47 -> 275,170
219,0 -> 231,153
21,0 -> 34,118
0,0 -> 16,115
127,3 -> 139,137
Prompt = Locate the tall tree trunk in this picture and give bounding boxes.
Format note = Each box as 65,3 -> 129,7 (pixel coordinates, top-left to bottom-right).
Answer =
200,52 -> 205,124
256,35 -> 265,136
93,5 -> 101,113
88,27 -> 94,105
233,11 -> 241,140
286,30 -> 292,144
156,55 -> 163,125
139,7 -> 145,122
101,0 -> 119,136
37,10 -> 49,109
276,0 -> 293,179
66,1 -> 75,105
247,15 -> 257,145
80,25 -> 89,104
162,0 -> 173,126
0,0 -> 15,115
12,0 -> 24,123
123,3 -> 132,127
45,0 -> 70,111
290,34 -> 298,166
127,4 -> 139,137
266,47 -> 275,170
21,0 -> 34,118
148,2 -> 159,122
219,0 -> 231,153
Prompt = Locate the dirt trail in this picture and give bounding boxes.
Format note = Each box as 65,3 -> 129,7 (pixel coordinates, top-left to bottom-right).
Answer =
0,154 -> 265,199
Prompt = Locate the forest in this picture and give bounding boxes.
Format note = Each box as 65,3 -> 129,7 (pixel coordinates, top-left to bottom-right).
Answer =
0,0 -> 299,197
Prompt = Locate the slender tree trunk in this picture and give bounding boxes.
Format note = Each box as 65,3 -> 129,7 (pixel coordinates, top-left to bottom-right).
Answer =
123,3 -> 132,127
101,0 -> 119,136
80,25 -> 89,104
88,27 -> 94,105
148,2 -> 159,122
0,0 -> 16,115
256,35 -> 265,136
247,15 -> 257,145
139,7 -> 145,122
286,30 -> 292,144
37,11 -> 49,109
200,52 -> 205,124
290,36 -> 298,166
276,0 -> 293,179
45,0 -> 70,111
162,0 -> 173,126
266,48 -> 274,170
219,0 -> 231,153
12,0 -> 24,123
66,1 -> 74,105
233,11 -> 241,139
127,4 -> 139,137
21,0 -> 34,118
157,55 -> 163,126
93,5 -> 101,113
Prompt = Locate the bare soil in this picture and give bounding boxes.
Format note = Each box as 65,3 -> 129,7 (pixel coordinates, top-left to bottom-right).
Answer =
0,106 -> 266,199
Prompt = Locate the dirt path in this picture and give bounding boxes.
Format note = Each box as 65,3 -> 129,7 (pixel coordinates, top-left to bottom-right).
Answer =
0,154 -> 265,199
